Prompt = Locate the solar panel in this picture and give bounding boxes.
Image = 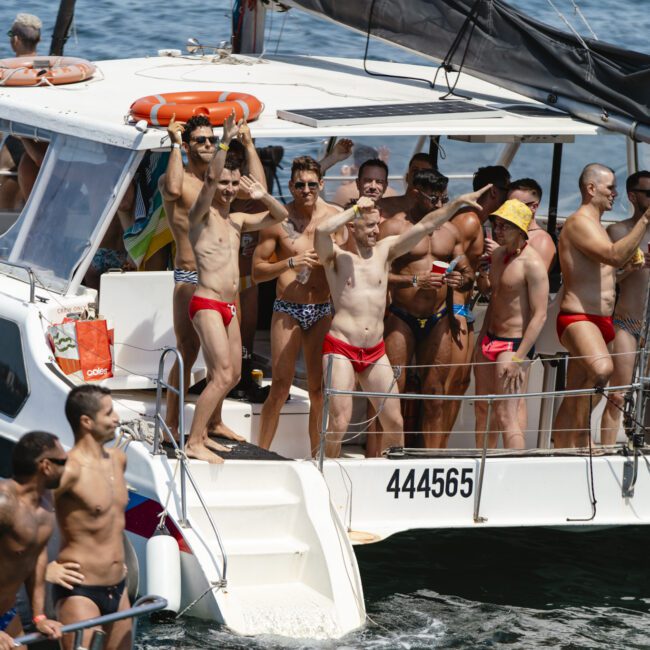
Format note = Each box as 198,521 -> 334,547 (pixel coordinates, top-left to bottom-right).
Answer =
277,100 -> 500,128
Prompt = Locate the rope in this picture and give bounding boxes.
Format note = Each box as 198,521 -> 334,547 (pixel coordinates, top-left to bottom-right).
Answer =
567,391 -> 597,521
175,583 -> 222,619
569,0 -> 599,40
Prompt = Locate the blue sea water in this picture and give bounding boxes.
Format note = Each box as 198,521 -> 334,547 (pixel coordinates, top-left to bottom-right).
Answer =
2,1 -> 650,648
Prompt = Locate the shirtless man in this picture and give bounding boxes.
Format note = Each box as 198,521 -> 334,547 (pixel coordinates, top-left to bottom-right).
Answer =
473,200 -> 549,448
0,432 -> 64,650
600,171 -> 650,444
507,178 -> 556,271
161,115 -> 253,442
53,385 -> 130,650
254,156 -> 341,453
315,187 -> 489,458
377,152 -> 436,220
449,166 -> 511,433
186,112 -> 289,462
381,169 -> 473,449
553,164 -> 650,448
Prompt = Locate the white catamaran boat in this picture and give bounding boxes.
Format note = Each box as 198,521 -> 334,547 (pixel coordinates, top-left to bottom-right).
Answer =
1,0 -> 649,640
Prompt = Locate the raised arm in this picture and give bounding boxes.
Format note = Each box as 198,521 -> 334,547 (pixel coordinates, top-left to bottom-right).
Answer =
189,111 -> 240,224
315,197 -> 369,264
238,176 -> 289,232
388,185 -> 491,261
571,207 -> 650,267
319,138 -> 353,174
239,121 -> 267,191
160,115 -> 185,202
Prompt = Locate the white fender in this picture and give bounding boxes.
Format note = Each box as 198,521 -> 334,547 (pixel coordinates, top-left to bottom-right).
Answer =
146,532 -> 181,613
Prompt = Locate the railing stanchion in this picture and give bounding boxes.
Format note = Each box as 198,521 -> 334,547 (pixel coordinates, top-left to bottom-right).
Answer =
152,348 -> 226,584
319,354 -> 334,473
473,397 -> 492,523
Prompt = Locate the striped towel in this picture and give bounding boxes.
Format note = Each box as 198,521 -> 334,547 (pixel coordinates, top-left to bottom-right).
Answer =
123,151 -> 174,269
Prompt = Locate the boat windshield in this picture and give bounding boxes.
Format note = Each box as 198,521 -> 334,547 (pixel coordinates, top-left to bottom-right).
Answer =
0,133 -> 132,293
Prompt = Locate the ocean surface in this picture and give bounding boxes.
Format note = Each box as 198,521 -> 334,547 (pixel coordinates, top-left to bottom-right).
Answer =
2,1 -> 650,648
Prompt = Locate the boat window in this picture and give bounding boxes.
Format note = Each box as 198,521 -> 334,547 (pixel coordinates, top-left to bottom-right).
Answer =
0,134 -> 132,293
0,318 -> 28,418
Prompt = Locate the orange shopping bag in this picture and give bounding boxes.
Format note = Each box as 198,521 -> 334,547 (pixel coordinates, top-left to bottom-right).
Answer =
48,318 -> 113,382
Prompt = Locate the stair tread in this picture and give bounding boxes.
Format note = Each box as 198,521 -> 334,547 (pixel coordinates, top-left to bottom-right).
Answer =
186,490 -> 300,508
224,537 -> 309,555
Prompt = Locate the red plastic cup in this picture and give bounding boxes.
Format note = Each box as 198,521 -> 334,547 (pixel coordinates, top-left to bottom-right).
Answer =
431,261 -> 450,274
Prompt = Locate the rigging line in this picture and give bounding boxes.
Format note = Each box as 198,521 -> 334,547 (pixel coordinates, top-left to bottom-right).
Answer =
437,0 -> 482,100
274,9 -> 289,55
567,392 -> 597,522
361,0 -> 435,89
569,0 -> 598,40
545,0 -> 595,80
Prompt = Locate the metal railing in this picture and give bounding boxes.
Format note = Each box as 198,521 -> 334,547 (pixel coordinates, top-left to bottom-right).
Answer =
318,353 -> 646,522
153,347 -> 228,587
14,594 -> 167,649
0,259 -> 36,302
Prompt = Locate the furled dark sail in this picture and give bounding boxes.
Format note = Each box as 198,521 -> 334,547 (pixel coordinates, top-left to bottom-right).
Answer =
282,0 -> 650,139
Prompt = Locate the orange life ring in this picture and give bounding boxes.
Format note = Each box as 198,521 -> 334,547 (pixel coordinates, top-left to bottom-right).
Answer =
0,56 -> 96,87
129,91 -> 264,127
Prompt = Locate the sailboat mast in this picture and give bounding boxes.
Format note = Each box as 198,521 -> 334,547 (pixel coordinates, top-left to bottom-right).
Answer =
50,0 -> 77,56
232,0 -> 267,54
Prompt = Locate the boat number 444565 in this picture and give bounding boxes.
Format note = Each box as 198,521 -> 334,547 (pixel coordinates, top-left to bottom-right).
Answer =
386,468 -> 474,499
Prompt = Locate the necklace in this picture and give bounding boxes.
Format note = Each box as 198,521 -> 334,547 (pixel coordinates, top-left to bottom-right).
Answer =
503,241 -> 527,265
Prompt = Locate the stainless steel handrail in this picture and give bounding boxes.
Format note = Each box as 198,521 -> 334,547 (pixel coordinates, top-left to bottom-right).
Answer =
318,355 -> 643,520
0,259 -> 36,302
324,382 -> 640,402
153,347 -> 228,587
14,594 -> 167,648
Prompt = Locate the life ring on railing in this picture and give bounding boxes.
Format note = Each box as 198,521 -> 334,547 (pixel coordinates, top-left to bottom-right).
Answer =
0,56 -> 96,87
129,91 -> 264,127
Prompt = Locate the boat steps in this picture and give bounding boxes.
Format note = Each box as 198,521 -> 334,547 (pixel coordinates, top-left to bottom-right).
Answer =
176,460 -> 365,638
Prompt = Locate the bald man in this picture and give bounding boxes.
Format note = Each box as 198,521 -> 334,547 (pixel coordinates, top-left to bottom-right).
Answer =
553,163 -> 650,448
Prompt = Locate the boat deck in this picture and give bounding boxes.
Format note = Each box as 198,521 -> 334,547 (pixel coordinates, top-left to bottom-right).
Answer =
162,436 -> 289,461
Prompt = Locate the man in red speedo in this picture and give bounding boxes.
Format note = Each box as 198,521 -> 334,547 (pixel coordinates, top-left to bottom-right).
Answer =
314,187 -> 490,458
185,112 -> 288,462
553,163 -> 650,448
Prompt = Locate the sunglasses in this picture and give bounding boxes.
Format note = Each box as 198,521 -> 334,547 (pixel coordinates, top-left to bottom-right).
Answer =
42,457 -> 67,466
631,188 -> 650,197
293,181 -> 319,190
7,30 -> 14,38
191,135 -> 218,145
420,191 -> 449,205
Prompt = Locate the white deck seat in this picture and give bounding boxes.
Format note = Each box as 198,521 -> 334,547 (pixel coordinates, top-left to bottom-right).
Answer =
98,270 -> 206,389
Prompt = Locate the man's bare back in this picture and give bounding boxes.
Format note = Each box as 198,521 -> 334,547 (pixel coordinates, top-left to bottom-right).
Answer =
0,432 -> 65,647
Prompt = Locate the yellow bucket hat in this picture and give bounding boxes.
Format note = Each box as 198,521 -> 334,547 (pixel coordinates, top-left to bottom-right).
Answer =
491,199 -> 532,237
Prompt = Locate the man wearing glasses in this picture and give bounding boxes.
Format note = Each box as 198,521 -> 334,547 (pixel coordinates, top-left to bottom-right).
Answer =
553,164 -> 650,448
161,115 -> 251,446
0,431 -> 64,649
600,171 -> 650,444
8,13 -> 41,57
507,178 -> 556,272
380,169 -> 474,451
253,156 -> 342,455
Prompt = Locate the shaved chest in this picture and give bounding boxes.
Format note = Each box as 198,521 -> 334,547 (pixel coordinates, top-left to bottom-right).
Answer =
193,211 -> 240,252
494,259 -> 526,297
